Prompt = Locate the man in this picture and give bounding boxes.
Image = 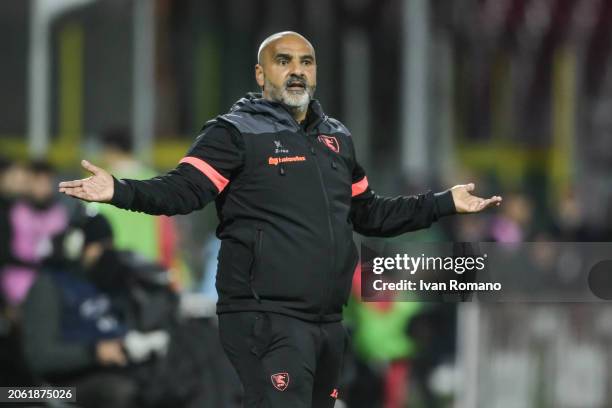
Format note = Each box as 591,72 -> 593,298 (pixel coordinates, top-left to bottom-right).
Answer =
0,157 -> 33,386
59,31 -> 501,408
22,213 -> 138,408
0,157 -> 25,285
2,160 -> 68,306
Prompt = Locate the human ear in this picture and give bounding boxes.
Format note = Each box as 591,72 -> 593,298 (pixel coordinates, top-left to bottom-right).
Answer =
255,64 -> 265,88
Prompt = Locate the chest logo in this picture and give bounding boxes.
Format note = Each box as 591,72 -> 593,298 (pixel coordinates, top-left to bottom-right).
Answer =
273,140 -> 289,154
318,135 -> 340,153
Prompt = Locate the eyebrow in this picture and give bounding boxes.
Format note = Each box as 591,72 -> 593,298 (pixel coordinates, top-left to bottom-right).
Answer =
273,53 -> 315,62
274,53 -> 292,60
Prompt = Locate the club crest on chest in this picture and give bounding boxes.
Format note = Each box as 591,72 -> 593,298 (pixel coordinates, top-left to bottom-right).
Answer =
318,135 -> 340,153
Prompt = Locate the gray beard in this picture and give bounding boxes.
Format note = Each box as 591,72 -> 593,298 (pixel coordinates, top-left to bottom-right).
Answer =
265,78 -> 315,116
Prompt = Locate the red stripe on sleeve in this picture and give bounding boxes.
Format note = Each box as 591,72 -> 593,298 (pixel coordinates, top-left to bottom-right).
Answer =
179,156 -> 229,192
351,176 -> 369,197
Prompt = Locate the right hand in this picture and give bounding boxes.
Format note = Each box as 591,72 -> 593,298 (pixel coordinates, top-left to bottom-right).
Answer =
58,160 -> 114,203
95,339 -> 128,366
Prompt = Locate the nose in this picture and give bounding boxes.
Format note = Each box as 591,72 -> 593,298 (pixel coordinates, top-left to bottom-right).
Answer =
289,60 -> 305,77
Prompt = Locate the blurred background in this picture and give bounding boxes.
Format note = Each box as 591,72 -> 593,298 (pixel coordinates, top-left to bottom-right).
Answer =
1,0 -> 612,407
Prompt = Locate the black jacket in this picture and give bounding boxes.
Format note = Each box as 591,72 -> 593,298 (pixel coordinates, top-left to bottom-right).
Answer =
112,93 -> 456,322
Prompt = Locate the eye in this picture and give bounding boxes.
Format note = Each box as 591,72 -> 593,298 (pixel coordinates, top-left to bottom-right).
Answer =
303,60 -> 311,66
278,59 -> 289,66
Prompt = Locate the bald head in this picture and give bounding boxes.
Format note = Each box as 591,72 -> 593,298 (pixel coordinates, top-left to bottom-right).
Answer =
257,31 -> 315,65
254,31 -> 317,122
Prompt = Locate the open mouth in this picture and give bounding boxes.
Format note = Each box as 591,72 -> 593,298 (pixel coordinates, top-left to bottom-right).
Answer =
286,80 -> 306,91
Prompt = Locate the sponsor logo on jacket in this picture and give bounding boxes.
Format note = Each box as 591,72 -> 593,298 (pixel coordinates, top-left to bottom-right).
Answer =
268,156 -> 306,166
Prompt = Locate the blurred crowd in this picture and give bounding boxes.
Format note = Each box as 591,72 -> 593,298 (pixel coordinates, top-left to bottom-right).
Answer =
1,144 -> 610,407
0,134 -> 240,408
0,149 -> 444,408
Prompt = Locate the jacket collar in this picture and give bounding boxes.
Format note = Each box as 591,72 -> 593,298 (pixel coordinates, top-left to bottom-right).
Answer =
229,93 -> 326,131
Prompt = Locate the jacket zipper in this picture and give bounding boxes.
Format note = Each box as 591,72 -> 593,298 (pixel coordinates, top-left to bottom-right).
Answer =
250,228 -> 263,302
303,131 -> 336,320
284,110 -> 335,320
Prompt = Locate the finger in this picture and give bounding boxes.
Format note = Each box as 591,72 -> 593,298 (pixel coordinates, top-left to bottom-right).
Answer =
81,159 -> 101,175
62,189 -> 92,202
58,179 -> 84,188
478,197 -> 501,210
60,185 -> 85,194
468,195 -> 502,209
62,189 -> 84,199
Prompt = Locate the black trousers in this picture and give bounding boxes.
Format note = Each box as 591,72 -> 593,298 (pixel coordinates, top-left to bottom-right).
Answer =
219,311 -> 347,408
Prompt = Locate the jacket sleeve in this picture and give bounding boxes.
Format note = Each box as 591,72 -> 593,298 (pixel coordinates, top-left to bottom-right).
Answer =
349,144 -> 456,237
22,274 -> 96,376
110,123 -> 244,216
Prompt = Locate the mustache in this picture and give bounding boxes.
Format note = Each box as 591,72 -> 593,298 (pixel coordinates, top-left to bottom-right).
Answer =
284,75 -> 308,88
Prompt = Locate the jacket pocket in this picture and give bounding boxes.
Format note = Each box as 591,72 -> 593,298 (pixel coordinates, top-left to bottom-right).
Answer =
216,239 -> 254,300
248,312 -> 271,358
249,228 -> 264,302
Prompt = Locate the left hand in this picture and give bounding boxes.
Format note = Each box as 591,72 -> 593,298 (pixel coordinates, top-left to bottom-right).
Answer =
450,183 -> 502,213
58,160 -> 114,203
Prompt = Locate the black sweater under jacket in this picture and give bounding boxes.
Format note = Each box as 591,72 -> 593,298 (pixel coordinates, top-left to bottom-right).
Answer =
111,93 -> 456,322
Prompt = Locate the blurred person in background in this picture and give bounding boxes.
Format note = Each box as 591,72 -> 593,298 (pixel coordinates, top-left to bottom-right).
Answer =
58,31 -> 502,408
344,264 -> 455,408
0,160 -> 68,307
488,192 -> 534,243
548,186 -> 595,241
91,128 -> 185,284
344,296 -> 422,407
23,211 -> 237,407
0,157 -> 30,265
0,156 -> 34,386
0,156 -> 29,286
22,213 -> 138,408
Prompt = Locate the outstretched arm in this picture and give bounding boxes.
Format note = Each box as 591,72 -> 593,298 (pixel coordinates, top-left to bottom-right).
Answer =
59,159 -> 214,215
351,178 -> 501,237
349,139 -> 501,237
58,123 -> 244,216
350,180 -> 453,237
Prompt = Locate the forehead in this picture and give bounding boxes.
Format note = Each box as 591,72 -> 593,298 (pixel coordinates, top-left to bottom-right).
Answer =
265,36 -> 315,59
